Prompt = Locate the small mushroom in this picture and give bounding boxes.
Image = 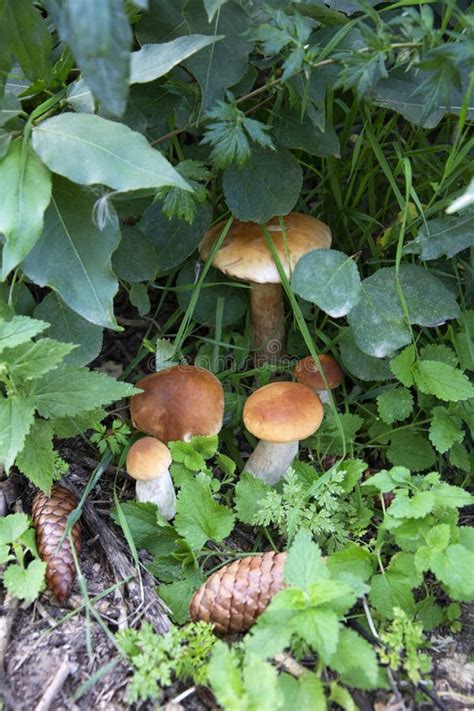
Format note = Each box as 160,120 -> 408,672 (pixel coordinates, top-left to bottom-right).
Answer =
130,364 -> 224,443
126,437 -> 176,519
199,213 -> 331,363
294,354 -> 344,403
243,381 -> 324,485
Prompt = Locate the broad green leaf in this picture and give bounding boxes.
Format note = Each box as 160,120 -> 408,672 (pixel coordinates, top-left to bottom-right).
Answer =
313,411 -> 363,456
15,420 -> 58,493
449,442 -> 472,474
0,129 -> 12,158
329,628 -> 380,690
31,114 -> 190,192
285,529 -> 328,589
138,201 -> 212,272
389,491 -> 435,519
204,0 -> 228,21
2,338 -> 74,381
420,343 -> 458,367
370,570 -> 415,619
0,395 -> 35,471
293,608 -> 339,663
339,330 -> 393,381
432,483 -> 473,509
31,365 -> 139,418
174,476 -> 235,549
34,292 -> 103,367
404,208 -> 474,260
413,360 -> 474,402
129,282 -> 150,316
426,524 -> 451,552
326,543 -> 372,582
377,387 -> 414,425
158,568 -> 205,623
0,138 -> 52,278
184,0 -> 251,112
0,315 -> 48,353
3,559 -> 46,603
177,261 -> 247,327
273,105 -> 340,157
22,178 -> 120,329
429,406 -> 464,453
235,472 -> 271,525
293,249 -> 360,317
430,545 -> 474,600
2,0 -> 51,82
0,512 -> 30,544
56,0 -> 132,116
112,225 -> 157,283
243,656 -> 283,711
208,643 -> 246,711
390,345 -> 416,387
111,501 -> 178,558
387,431 -> 436,471
130,35 -> 223,84
66,77 -> 95,113
223,146 -> 302,223
0,92 -> 20,127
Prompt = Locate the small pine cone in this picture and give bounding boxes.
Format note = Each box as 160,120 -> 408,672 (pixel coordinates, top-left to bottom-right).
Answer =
32,485 -> 81,603
189,551 -> 286,635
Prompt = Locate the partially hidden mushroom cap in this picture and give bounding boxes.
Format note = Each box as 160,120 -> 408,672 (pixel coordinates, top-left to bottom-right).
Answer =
243,381 -> 324,443
199,212 -> 331,284
294,355 -> 344,392
130,365 -> 224,443
126,437 -> 172,482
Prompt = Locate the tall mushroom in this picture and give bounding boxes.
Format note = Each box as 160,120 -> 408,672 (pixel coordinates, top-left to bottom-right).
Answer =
126,437 -> 176,519
199,213 -> 331,363
130,364 -> 224,443
294,354 -> 344,403
243,381 -> 324,485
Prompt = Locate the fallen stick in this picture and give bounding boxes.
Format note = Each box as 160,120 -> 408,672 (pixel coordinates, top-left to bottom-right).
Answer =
34,657 -> 73,711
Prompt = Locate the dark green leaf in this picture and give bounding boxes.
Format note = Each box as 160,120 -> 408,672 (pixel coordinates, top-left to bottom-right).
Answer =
177,261 -> 247,327
387,431 -> 436,471
0,92 -> 20,127
2,0 -> 52,83
174,475 -> 235,549
0,395 -> 35,471
293,249 -> 360,317
404,208 -> 474,260
273,105 -> 340,158
339,330 -> 393,381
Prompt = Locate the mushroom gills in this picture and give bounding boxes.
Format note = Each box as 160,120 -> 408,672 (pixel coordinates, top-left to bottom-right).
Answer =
135,470 -> 176,520
244,439 -> 299,485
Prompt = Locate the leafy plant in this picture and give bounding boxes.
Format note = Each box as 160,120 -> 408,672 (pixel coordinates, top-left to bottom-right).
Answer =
0,512 -> 46,603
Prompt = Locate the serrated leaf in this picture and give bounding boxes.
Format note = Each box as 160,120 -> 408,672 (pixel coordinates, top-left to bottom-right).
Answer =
432,483 -> 473,509
15,420 -> 59,493
387,431 -> 436,472
390,345 -> 416,387
329,628 -> 380,690
426,524 -> 451,552
32,114 -> 190,192
369,569 -> 415,619
235,472 -> 271,524
130,35 -> 223,84
0,396 -> 35,471
285,529 -> 328,589
22,178 -> 120,329
377,387 -> 414,425
2,559 -> 46,603
0,512 -> 30,544
429,406 -> 464,453
389,491 -> 435,519
404,208 -> 474,260
174,475 -> 235,549
430,545 -> 474,600
420,343 -> 458,367
2,339 -> 75,381
413,360 -> 474,402
55,0 -> 132,116
31,365 -> 139,419
0,139 -> 52,278
292,249 -> 360,318
0,315 -> 48,354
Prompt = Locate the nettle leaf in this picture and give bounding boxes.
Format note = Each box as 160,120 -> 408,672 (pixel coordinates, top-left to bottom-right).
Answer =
413,361 -> 474,402
404,208 -> 474,260
389,490 -> 435,519
0,396 -> 35,471
174,475 -> 235,549
387,431 -> 436,472
34,292 -> 103,367
3,558 -> 46,603
138,200 -> 212,272
285,529 -> 328,589
390,345 -> 416,387
2,338 -> 75,381
235,472 -> 271,525
0,316 -> 48,354
223,146 -> 302,223
377,387 -> 414,425
0,92 -> 21,127
429,407 -> 464,454
293,249 -> 361,318
339,330 -> 393,382
31,365 -> 139,419
55,0 -> 132,117
31,114 -> 190,192
420,343 -> 458,368
184,0 -> 251,112
0,138 -> 52,278
15,420 -> 59,494
130,35 -> 223,84
273,105 -> 340,158
23,178 -> 120,329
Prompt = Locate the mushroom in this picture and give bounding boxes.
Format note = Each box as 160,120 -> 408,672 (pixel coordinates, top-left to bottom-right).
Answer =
199,213 -> 331,363
294,354 -> 344,403
130,364 -> 224,443
126,437 -> 176,519
243,381 -> 324,485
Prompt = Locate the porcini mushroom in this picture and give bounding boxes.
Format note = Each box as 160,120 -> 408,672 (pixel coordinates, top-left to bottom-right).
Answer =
130,364 -> 224,443
243,381 -> 324,485
126,437 -> 175,519
199,213 -> 331,363
294,354 -> 344,403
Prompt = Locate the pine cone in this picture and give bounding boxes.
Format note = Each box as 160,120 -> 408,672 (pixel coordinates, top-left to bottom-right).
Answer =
189,551 -> 287,635
32,485 -> 81,603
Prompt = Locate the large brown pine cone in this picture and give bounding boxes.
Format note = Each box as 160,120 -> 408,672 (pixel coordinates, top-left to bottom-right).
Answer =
189,551 -> 287,635
32,485 -> 81,602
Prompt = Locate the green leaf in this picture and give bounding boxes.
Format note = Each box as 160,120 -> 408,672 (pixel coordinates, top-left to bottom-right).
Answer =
285,529 -> 328,589
243,655 -> 283,711
0,396 -> 35,471
377,387 -> 414,425
2,559 -> 46,603
159,569 -> 205,624
208,643 -> 246,711
279,671 -> 327,710
184,0 -> 251,112
449,442 -> 472,474
273,105 -> 340,158
0,512 -> 30,544
0,138 -> 52,278
430,545 -> 474,600
339,329 -> 393,382
31,365 -> 139,419
390,345 -> 416,387
404,208 -> 474,260
387,431 -> 436,472
431,483 -> 473,510
34,292 -> 103,367
313,411 -> 363,456
426,524 -> 451,552
22,178 -> 120,329
138,200 -> 212,272
389,491 -> 435,519
31,114 -> 190,192
235,472 -> 271,525
420,343 -> 458,367
55,0 -> 132,116
2,338 -> 75,381
2,0 -> 51,82
292,249 -> 360,318
204,0 -> 228,21
329,627 -> 380,690
222,146 -> 303,223
326,543 -> 372,583
130,35 -> 223,84
413,360 -> 474,402
111,501 -> 177,558
112,225 -> 157,283
369,552 -> 421,619
0,315 -> 48,353
429,406 -> 464,453
293,608 -> 340,663
129,282 -> 150,316
15,420 -> 59,493
174,475 -> 235,549
0,92 -> 21,127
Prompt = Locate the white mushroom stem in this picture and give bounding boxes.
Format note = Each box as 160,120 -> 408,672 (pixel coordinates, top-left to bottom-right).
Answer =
244,440 -> 299,485
135,470 -> 176,520
250,283 -> 285,364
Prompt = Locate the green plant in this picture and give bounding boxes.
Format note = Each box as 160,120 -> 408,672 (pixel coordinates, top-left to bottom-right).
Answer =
90,418 -> 131,455
379,608 -> 431,685
0,512 -> 46,602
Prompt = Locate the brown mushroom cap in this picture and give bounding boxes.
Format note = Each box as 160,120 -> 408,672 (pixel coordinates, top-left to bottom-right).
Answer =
130,365 -> 224,443
199,212 -> 331,284
294,355 -> 344,392
126,437 -> 172,482
243,381 -> 324,443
